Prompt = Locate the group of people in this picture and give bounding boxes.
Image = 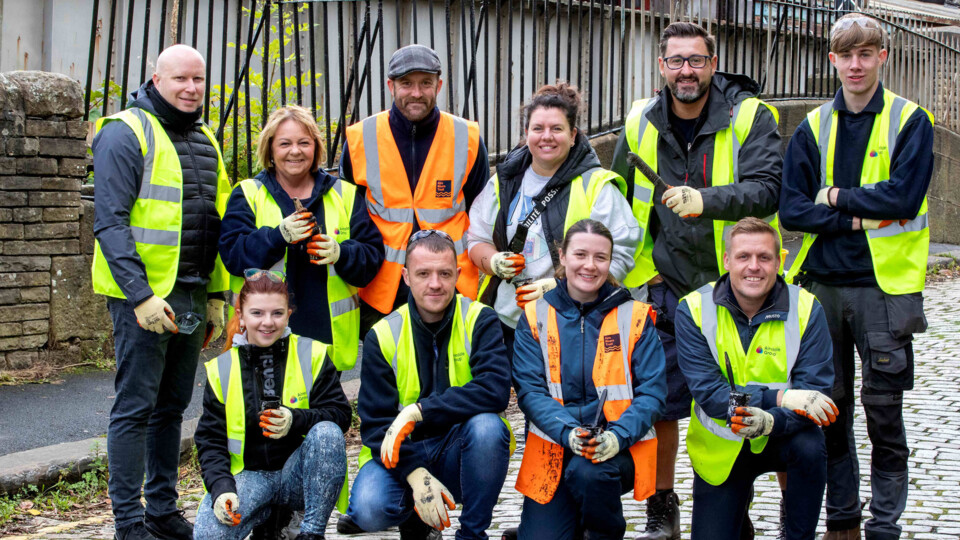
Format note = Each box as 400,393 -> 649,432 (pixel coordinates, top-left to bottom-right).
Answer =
91,13 -> 932,540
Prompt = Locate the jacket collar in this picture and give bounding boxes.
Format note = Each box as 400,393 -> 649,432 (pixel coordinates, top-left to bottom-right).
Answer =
546,279 -> 632,315
712,273 -> 791,327
128,80 -> 203,131
833,82 -> 885,115
388,103 -> 441,138
254,168 -> 337,214
405,290 -> 457,335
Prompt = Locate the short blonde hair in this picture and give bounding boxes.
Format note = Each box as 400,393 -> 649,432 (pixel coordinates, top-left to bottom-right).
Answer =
256,105 -> 326,173
831,14 -> 886,53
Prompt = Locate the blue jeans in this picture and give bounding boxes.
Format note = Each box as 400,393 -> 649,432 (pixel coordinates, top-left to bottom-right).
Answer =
347,413 -> 510,539
106,284 -> 207,529
194,422 -> 347,539
690,425 -> 826,540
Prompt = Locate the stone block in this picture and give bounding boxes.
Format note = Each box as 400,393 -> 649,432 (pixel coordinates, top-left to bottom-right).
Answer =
25,119 -> 65,137
51,255 -> 110,342
40,177 -> 81,191
4,137 -> 39,156
44,343 -> 82,365
0,303 -> 49,323
3,240 -> 78,255
6,350 -> 37,368
20,334 -> 47,349
0,337 -> 18,352
65,120 -> 89,139
0,322 -> 21,337
0,192 -> 27,207
4,71 -> 83,118
0,209 -> 10,221
0,111 -> 25,137
58,158 -> 88,177
18,157 -> 58,176
0,157 -> 15,175
28,191 -> 80,207
22,319 -> 48,334
0,289 -> 19,304
23,222 -> 79,240
0,256 -> 51,272
43,207 -> 80,222
12,207 -> 42,223
0,176 -> 42,190
80,199 -> 95,254
21,288 -> 50,303
0,224 -> 23,240
39,138 -> 88,158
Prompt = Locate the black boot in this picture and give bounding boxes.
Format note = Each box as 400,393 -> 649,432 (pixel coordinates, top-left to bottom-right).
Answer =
250,505 -> 293,540
398,513 -> 442,540
636,490 -> 680,540
336,513 -> 365,535
143,511 -> 192,540
115,522 -> 159,540
500,527 -> 518,540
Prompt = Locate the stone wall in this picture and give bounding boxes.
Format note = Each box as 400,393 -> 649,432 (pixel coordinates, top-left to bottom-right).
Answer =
0,71 -> 98,369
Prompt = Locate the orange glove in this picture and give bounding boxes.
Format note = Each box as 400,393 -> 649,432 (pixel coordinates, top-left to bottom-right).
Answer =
490,252 -> 526,280
515,278 -> 558,309
731,406 -> 774,439
381,404 -> 422,468
407,467 -> 456,531
213,492 -> 241,526
259,407 -> 293,439
780,389 -> 839,426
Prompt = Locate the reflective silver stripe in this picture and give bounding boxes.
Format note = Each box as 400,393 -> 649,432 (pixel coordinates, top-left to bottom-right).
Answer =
216,351 -> 232,403
331,295 -> 360,317
784,285 -> 801,383
615,301 -> 635,400
817,102 -> 834,188
227,438 -> 243,454
888,97 -> 908,157
385,312 -> 404,373
640,426 -> 657,441
579,167 -> 604,193
867,213 -> 929,238
454,235 -> 468,255
297,337 -> 315,390
328,263 -> 338,278
697,284 -> 721,365
361,116 -> 384,207
129,109 -> 181,204
268,258 -> 284,273
333,179 -> 343,198
731,100 -> 744,183
131,226 -> 178,246
385,245 -> 406,264
139,183 -> 181,203
417,205 -> 464,224
459,296 -> 472,358
750,381 -> 790,389
529,421 -> 559,445
694,403 -> 741,441
633,185 -> 653,204
452,116 -> 469,197
534,300 -> 561,399
368,201 -> 416,223
634,99 -> 658,150
596,384 -> 633,401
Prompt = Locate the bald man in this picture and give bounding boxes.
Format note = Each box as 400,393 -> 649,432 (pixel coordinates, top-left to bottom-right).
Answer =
92,44 -> 231,540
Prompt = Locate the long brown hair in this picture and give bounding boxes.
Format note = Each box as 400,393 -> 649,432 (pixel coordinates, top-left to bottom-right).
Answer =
221,274 -> 293,353
554,219 -> 620,287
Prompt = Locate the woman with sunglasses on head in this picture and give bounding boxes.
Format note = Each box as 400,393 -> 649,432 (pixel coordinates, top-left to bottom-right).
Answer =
511,219 -> 666,539
219,105 -> 384,372
468,82 -> 640,351
193,270 -> 351,540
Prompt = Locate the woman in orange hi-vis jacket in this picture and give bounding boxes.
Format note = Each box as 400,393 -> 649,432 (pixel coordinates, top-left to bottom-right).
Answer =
510,219 -> 667,540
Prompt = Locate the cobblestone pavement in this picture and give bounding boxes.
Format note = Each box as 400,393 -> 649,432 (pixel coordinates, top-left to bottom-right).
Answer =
7,279 -> 960,539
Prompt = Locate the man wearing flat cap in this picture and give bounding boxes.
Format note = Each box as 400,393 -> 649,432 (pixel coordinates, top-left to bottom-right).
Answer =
339,44 -> 489,331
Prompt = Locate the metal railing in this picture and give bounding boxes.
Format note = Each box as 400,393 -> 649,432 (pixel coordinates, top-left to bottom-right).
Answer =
83,0 -> 960,183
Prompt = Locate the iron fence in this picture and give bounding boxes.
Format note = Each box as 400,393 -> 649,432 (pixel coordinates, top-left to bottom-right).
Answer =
83,0 -> 960,183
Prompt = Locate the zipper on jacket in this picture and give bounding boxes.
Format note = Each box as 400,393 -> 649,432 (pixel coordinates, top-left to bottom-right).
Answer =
183,131 -> 207,276
411,124 -> 418,189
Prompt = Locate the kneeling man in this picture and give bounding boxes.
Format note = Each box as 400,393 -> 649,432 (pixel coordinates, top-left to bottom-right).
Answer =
676,217 -> 837,540
340,229 -> 513,539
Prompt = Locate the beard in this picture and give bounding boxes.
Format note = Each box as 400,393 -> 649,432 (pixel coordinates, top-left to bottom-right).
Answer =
670,75 -> 711,103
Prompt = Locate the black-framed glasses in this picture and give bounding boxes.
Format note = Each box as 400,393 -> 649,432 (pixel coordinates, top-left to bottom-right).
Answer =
663,54 -> 711,70
409,229 -> 454,246
833,16 -> 880,32
244,268 -> 286,283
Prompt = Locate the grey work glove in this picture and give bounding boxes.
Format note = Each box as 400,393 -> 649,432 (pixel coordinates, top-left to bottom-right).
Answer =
278,211 -> 315,244
213,492 -> 241,526
780,389 -> 839,426
582,431 -> 620,463
490,251 -> 525,279
567,427 -> 591,456
731,406 -> 774,439
406,467 -> 456,531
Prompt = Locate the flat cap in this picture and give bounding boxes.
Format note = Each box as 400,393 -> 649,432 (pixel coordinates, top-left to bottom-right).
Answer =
387,44 -> 442,79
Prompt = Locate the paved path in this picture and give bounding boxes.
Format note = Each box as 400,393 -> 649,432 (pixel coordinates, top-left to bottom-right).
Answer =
6,278 -> 960,539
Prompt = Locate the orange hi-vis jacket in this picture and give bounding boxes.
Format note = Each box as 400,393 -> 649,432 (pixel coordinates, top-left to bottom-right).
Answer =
345,110 -> 481,313
515,298 -> 658,505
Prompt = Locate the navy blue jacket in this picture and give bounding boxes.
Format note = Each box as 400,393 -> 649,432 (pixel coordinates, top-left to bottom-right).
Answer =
358,292 -> 511,479
675,274 -> 834,438
512,281 -> 667,452
218,169 -> 383,343
778,84 -> 934,287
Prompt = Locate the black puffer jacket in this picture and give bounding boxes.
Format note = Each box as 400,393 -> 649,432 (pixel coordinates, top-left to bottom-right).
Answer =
611,72 -> 782,297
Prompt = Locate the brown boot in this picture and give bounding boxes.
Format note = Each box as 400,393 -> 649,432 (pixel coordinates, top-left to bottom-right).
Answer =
822,528 -> 861,540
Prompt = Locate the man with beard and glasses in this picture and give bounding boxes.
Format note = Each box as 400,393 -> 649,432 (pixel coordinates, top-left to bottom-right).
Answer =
611,22 -> 783,540
339,45 -> 490,335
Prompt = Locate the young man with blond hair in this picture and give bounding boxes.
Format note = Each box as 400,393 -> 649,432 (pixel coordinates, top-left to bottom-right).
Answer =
780,13 -> 934,540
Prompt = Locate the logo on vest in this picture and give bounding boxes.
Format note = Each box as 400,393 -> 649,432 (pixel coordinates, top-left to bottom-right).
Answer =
603,334 -> 621,352
436,180 -> 452,198
755,346 -> 781,356
453,351 -> 467,363
289,392 -> 308,405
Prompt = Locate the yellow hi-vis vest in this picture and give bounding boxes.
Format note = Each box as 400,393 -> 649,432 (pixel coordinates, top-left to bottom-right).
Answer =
204,334 -> 349,512
784,89 -> 932,295
682,282 -> 814,485
357,295 -> 515,469
622,97 -> 781,287
91,108 -> 231,298
476,167 -> 627,300
228,178 -> 361,370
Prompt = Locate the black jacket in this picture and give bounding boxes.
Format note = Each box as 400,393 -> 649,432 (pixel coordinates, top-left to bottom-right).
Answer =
611,72 -> 782,297
194,335 -> 352,502
358,293 -> 511,479
93,80 -> 223,304
218,168 -> 384,342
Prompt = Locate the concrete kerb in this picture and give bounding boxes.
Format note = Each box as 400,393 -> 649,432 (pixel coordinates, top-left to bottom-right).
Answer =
0,377 -> 361,497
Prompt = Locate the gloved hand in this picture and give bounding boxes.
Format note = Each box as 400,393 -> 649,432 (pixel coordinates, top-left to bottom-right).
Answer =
259,407 -> 293,439
204,298 -> 225,347
134,295 -> 178,334
731,406 -> 774,439
515,278 -> 558,309
815,187 -> 837,207
305,233 -> 341,265
213,492 -> 241,526
582,431 -> 620,463
567,427 -> 591,456
490,251 -> 525,280
661,186 -> 703,218
381,403 -> 422,468
406,467 -> 456,531
780,389 -> 839,426
858,218 -> 905,230
278,211 -> 315,244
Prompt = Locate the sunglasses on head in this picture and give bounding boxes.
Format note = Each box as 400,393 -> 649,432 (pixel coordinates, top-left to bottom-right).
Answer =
833,16 -> 880,32
244,268 -> 286,283
409,229 -> 455,246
